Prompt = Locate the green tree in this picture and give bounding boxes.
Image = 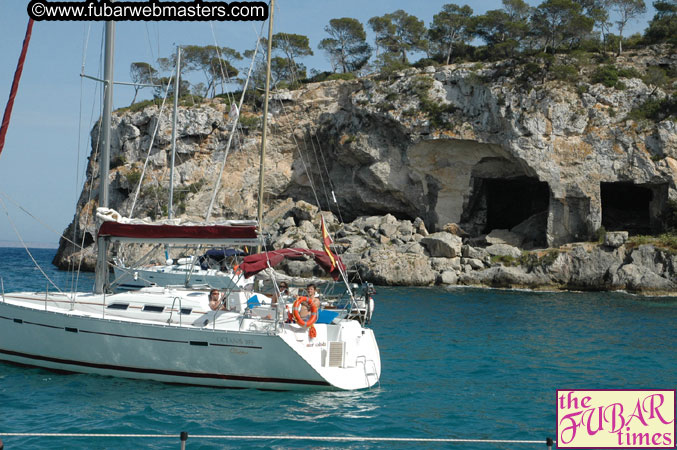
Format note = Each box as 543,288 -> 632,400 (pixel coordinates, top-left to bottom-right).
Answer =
471,9 -> 520,57
504,0 -> 533,20
180,45 -> 241,97
153,77 -> 191,99
272,33 -> 314,85
583,1 -> 614,52
368,10 -> 428,65
610,0 -> 647,54
531,0 -> 593,52
429,4 -> 474,64
129,62 -> 158,105
318,18 -> 371,73
243,37 -> 270,91
644,0 -> 677,44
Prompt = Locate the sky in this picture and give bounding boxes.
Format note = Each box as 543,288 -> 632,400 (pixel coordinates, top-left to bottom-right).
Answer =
0,0 -> 656,247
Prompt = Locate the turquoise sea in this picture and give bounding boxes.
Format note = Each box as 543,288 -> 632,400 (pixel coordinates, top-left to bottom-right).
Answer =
0,247 -> 676,449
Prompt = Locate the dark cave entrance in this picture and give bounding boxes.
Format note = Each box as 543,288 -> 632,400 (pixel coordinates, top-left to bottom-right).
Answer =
462,176 -> 550,246
485,178 -> 549,231
601,182 -> 667,235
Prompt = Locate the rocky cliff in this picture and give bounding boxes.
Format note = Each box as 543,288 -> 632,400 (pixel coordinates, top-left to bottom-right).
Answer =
54,46 -> 677,293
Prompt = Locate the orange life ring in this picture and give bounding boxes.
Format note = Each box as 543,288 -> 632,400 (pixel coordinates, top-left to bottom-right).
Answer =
292,296 -> 318,327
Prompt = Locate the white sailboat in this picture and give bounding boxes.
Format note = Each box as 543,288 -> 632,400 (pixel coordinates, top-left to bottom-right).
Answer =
0,8 -> 381,390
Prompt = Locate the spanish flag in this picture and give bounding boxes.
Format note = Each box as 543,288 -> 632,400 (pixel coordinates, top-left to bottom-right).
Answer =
320,215 -> 337,272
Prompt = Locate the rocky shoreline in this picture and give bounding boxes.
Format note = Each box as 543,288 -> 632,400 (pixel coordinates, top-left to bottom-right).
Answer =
266,200 -> 677,296
52,46 -> 677,295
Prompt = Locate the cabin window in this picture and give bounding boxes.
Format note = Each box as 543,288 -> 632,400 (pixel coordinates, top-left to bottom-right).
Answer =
180,308 -> 192,315
107,303 -> 129,310
142,305 -> 165,313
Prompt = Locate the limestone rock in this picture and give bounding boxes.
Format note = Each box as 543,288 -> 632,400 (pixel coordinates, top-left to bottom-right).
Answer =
413,218 -> 428,236
462,245 -> 488,260
420,232 -> 463,258
355,248 -> 436,286
431,257 -> 462,272
442,223 -> 469,237
604,231 -> 628,249
290,201 -> 319,223
615,263 -> 676,292
53,46 -> 677,294
486,229 -> 524,247
438,271 -> 458,285
510,212 -> 547,247
485,243 -> 522,259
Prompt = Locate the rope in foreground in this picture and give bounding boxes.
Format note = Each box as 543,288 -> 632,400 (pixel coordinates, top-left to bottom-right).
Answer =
0,432 -> 555,446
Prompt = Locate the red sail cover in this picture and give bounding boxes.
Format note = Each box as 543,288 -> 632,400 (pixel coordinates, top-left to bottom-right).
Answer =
98,222 -> 258,244
240,248 -> 346,281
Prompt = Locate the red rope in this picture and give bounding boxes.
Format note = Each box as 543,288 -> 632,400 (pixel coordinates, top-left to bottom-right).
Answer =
0,18 -> 34,157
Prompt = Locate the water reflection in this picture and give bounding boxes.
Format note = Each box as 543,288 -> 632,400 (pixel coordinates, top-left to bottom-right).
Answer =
278,389 -> 382,421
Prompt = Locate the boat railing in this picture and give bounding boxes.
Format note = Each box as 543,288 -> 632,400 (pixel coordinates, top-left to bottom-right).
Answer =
1,277 -> 4,303
324,283 -> 372,325
168,296 -> 183,327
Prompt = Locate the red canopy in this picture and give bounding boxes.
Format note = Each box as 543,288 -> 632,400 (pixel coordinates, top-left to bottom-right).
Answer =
98,222 -> 259,245
240,248 -> 346,281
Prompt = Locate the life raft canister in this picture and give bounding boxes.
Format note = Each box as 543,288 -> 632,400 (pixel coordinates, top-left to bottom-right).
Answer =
292,296 -> 318,331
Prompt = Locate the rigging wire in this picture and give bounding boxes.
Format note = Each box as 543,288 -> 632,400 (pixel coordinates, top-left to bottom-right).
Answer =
0,197 -> 67,297
276,30 -> 347,223
209,21 -> 248,153
205,21 -> 266,221
72,24 -> 106,295
270,85 -> 364,286
128,74 -> 174,217
271,96 -> 322,207
71,22 -> 93,294
0,192 -> 85,252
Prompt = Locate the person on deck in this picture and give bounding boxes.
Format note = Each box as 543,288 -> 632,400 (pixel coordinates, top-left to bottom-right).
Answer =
208,289 -> 225,311
271,281 -> 291,307
299,283 -> 321,320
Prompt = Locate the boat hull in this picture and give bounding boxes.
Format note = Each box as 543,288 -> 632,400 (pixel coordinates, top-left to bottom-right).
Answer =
0,293 -> 380,391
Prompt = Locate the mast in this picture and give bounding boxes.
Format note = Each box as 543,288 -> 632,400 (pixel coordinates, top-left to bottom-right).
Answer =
256,0 -> 274,252
168,46 -> 181,221
167,46 -> 181,266
94,20 -> 115,294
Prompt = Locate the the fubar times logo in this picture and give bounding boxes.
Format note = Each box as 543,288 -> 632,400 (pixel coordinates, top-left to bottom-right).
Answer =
557,390 -> 676,448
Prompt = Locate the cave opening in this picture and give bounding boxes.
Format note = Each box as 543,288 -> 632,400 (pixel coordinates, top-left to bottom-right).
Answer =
461,175 -> 550,246
82,232 -> 95,248
600,182 -> 659,235
485,177 -> 550,232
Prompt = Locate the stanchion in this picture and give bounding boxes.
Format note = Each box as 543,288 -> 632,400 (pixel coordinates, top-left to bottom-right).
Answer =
546,437 -> 553,449
180,431 -> 188,450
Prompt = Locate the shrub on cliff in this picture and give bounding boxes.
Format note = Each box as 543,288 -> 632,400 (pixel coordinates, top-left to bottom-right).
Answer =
551,64 -> 578,82
589,64 -> 641,90
628,94 -> 677,122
